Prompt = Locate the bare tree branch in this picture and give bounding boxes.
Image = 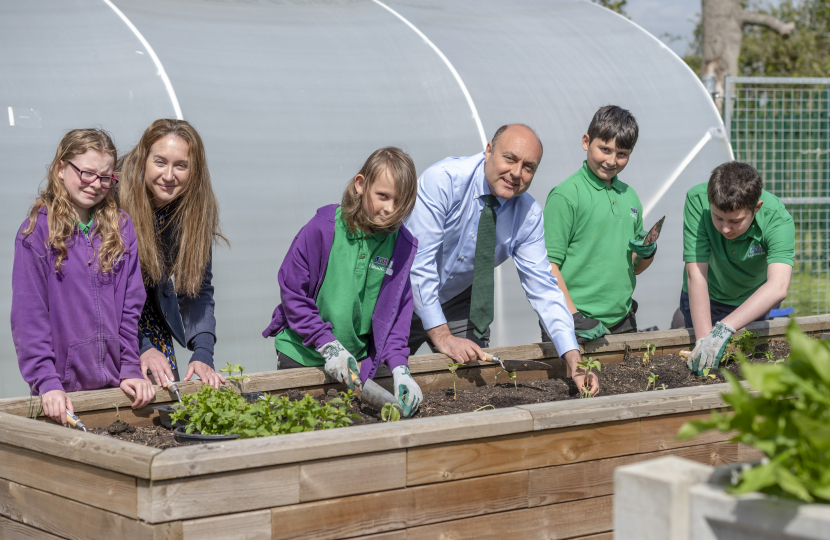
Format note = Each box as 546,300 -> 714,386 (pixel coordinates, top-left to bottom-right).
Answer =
740,10 -> 796,36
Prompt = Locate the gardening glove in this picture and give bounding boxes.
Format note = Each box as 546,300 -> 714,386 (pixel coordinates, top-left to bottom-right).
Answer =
573,312 -> 609,343
392,365 -> 422,418
317,340 -> 361,390
628,237 -> 657,259
687,321 -> 736,375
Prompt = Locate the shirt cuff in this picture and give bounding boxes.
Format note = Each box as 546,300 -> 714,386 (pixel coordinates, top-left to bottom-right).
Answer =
386,355 -> 409,373
416,301 -> 447,330
37,378 -> 64,396
551,331 -> 579,358
189,333 -> 216,369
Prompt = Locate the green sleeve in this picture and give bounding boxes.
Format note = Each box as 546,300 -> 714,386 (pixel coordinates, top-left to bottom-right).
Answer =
635,197 -> 647,240
543,192 -> 576,266
683,190 -> 710,262
765,207 -> 796,266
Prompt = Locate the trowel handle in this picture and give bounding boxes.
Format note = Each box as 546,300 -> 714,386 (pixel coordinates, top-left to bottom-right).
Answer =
66,411 -> 87,432
349,369 -> 363,390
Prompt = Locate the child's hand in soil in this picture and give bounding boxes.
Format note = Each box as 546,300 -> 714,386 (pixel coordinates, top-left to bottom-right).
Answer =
392,365 -> 422,417
120,378 -> 155,408
42,389 -> 73,426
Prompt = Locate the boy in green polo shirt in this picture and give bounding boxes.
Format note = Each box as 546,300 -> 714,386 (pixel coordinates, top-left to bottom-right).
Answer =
683,161 -> 794,375
541,105 -> 657,344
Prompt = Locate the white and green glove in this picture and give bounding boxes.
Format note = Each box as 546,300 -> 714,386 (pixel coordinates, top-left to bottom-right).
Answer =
687,321 -> 736,375
317,340 -> 361,390
392,365 -> 422,418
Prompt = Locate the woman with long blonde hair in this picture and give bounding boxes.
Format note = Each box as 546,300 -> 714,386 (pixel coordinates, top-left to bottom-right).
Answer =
12,128 -> 153,426
118,119 -> 227,388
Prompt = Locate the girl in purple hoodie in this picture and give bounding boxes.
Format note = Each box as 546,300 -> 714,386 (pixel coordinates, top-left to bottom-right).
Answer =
263,147 -> 423,417
11,129 -> 153,426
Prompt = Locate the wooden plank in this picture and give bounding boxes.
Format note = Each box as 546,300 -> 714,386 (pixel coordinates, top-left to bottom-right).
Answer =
271,470 -> 528,540
300,450 -> 405,502
570,533 -> 613,540
140,464 -> 298,522
0,478 -> 181,540
150,407 -> 533,480
182,509 -> 271,540
737,443 -> 765,462
639,411 -> 733,452
406,419 -> 640,486
0,381 -> 202,418
0,411 -> 158,479
516,382 -> 740,431
405,494 -> 613,540
357,532 -> 407,540
0,515 -> 65,540
73,407 -> 157,429
0,442 -> 137,518
527,441 -> 742,507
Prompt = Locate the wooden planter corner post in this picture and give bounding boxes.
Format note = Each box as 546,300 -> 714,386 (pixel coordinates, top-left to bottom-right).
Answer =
0,314 -> 827,540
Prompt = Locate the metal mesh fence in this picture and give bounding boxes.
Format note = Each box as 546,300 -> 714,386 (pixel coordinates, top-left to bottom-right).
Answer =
725,77 -> 830,316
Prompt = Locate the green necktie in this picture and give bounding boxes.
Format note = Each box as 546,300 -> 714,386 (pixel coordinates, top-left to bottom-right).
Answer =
470,194 -> 498,339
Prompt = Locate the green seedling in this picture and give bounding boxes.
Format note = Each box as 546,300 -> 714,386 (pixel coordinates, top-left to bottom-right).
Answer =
447,362 -> 465,400
656,383 -> 668,391
473,404 -> 496,412
640,342 -> 657,365
495,369 -> 518,391
577,357 -> 601,398
171,364 -> 359,438
220,362 -> 250,393
701,367 -> 717,379
678,320 -> 830,504
724,330 -> 758,365
381,403 -> 402,422
764,348 -> 774,362
114,403 -> 121,423
646,372 -> 659,391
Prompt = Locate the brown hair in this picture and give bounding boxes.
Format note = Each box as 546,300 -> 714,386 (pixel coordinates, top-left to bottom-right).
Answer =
707,161 -> 763,212
117,119 -> 228,297
587,105 -> 639,150
340,147 -> 417,234
24,129 -> 124,273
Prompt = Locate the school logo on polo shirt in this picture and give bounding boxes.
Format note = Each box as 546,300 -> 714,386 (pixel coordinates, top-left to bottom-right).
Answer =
630,207 -> 638,219
369,256 -> 390,273
748,245 -> 766,258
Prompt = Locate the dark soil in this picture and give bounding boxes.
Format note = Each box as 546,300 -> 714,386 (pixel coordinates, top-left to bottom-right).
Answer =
92,340 -> 791,448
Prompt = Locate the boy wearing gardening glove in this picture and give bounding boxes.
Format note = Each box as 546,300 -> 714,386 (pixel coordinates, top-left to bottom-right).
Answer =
317,340 -> 361,390
682,162 -> 794,375
542,106 -> 656,344
392,365 -> 422,417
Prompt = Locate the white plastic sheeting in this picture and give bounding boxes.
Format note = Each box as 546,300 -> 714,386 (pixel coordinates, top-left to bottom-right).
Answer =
0,0 -> 731,398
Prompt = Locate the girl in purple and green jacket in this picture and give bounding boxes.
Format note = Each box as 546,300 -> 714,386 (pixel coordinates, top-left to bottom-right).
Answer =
263,147 -> 423,417
11,129 -> 154,426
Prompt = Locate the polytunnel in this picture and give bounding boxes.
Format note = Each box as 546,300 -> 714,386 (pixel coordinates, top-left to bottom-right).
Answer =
0,0 -> 732,398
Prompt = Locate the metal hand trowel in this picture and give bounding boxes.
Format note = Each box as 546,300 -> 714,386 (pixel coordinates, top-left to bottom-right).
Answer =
482,353 -> 552,372
643,216 -> 665,246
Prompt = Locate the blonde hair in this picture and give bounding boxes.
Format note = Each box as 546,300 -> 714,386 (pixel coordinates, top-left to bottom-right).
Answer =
117,119 -> 227,298
340,147 -> 417,234
24,129 -> 124,273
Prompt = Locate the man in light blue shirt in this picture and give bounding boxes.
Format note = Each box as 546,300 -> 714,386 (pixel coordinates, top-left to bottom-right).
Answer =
405,124 -> 598,396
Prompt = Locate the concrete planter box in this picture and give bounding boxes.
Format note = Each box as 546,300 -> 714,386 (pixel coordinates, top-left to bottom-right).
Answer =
614,455 -> 830,539
0,315 -> 827,540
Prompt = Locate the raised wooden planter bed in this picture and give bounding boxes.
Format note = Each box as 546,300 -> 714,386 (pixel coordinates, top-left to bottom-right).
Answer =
0,314 -> 828,540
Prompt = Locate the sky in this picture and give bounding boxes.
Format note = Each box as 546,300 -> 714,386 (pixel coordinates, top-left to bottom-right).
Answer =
626,0 -> 784,58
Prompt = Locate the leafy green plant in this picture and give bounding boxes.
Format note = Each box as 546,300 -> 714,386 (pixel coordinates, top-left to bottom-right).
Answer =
701,367 -> 717,379
764,347 -> 774,362
577,357 -> 601,398
646,372 -> 659,391
723,330 -> 758,366
447,362 -> 464,400
171,378 -> 359,439
640,342 -> 656,365
220,362 -> 249,392
495,369 -> 518,391
656,383 -> 668,391
678,321 -> 830,503
381,402 -> 402,422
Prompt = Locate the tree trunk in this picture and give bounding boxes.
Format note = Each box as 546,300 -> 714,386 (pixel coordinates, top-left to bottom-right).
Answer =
701,0 -> 795,113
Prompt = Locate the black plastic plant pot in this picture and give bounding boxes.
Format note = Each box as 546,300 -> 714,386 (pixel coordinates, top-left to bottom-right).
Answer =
173,426 -> 240,445
153,405 -> 187,430
242,392 -> 266,403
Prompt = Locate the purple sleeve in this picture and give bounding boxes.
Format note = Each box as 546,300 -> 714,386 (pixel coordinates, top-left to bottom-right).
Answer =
118,218 -> 146,380
278,222 -> 337,349
383,273 -> 414,373
11,230 -> 62,395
